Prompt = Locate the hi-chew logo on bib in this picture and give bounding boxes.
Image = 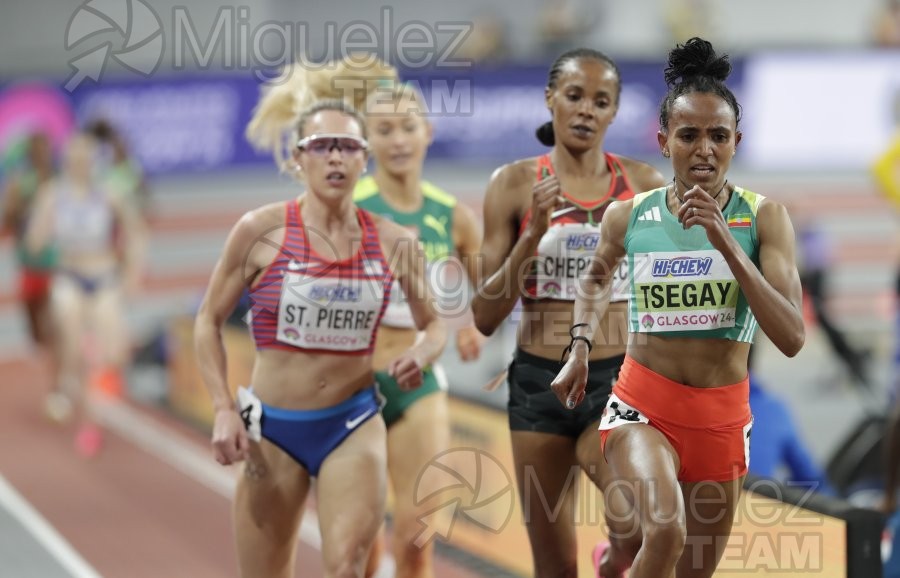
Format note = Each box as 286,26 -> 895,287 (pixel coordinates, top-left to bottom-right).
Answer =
277,274 -> 385,351
651,256 -> 713,277
308,285 -> 361,303
566,232 -> 600,251
632,250 -> 738,332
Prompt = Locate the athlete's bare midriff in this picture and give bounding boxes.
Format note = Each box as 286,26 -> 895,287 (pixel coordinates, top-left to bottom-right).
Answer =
369,325 -> 417,371
517,299 -> 628,361
250,348 -> 376,410
626,334 -> 751,388
58,251 -> 119,277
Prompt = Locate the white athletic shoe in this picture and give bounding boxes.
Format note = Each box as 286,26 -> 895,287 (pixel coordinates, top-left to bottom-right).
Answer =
44,392 -> 73,424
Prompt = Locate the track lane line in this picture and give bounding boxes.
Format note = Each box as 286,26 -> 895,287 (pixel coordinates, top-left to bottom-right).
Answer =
0,473 -> 104,578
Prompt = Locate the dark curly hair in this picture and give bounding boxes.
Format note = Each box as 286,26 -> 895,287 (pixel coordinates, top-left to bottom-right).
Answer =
658,37 -> 741,132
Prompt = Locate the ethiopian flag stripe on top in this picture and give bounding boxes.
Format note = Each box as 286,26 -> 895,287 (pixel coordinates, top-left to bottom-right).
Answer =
727,214 -> 752,228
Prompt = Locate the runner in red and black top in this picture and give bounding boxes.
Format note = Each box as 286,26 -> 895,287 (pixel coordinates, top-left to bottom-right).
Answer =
521,153 -> 637,302
194,99 -> 446,578
472,48 -> 666,578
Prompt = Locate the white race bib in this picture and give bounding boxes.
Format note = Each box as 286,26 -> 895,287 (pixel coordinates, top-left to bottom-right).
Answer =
534,223 -> 629,302
380,258 -> 456,328
743,416 -> 754,471
380,279 -> 415,328
276,270 -> 385,351
236,386 -> 263,442
631,250 -> 739,333
598,393 -> 650,431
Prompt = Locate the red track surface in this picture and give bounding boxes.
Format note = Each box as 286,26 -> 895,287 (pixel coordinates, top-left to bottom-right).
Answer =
0,357 -> 480,578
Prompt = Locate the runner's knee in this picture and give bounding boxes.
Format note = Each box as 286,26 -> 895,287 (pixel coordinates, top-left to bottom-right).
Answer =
642,516 -> 686,562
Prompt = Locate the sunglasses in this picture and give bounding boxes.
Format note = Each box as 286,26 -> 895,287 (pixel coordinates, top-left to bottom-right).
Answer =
296,133 -> 369,156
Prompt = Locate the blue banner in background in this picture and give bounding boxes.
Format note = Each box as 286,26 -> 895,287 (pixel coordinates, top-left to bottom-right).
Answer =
405,62 -> 686,163
67,74 -> 269,174
0,60 -> 746,175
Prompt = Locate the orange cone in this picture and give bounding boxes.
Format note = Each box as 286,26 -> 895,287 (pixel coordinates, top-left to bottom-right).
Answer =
91,367 -> 124,398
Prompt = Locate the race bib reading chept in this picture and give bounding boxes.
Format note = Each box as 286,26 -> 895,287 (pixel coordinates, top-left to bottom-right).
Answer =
534,223 -> 629,302
276,272 -> 385,351
631,250 -> 739,332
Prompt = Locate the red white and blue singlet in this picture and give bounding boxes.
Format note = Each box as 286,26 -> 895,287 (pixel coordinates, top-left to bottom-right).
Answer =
520,153 -> 637,302
249,200 -> 393,354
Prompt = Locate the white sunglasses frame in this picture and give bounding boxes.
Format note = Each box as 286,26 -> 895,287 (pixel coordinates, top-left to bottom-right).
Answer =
295,133 -> 369,154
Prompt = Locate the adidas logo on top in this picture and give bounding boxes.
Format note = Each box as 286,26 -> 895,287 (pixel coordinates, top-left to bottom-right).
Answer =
637,206 -> 662,222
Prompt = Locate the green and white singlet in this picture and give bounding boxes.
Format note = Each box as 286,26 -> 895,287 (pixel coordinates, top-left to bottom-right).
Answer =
353,176 -> 457,425
353,176 -> 456,327
625,186 -> 764,342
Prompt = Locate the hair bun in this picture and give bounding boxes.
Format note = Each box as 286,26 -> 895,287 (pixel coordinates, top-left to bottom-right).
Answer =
664,37 -> 731,87
535,121 -> 555,147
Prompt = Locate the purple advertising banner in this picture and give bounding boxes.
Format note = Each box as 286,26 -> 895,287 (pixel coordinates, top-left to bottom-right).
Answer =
405,62 -> 685,163
69,73 -> 268,173
0,60 -> 745,175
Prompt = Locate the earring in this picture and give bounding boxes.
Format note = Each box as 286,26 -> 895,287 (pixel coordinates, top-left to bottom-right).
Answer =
662,150 -> 670,158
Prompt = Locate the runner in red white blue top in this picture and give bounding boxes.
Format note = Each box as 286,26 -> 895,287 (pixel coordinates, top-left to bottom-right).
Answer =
194,98 -> 446,578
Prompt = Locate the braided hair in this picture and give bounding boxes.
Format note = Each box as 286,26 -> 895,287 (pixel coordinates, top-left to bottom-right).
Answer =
535,48 -> 621,147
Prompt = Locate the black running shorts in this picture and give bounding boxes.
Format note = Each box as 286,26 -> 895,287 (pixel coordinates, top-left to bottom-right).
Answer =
508,348 -> 624,438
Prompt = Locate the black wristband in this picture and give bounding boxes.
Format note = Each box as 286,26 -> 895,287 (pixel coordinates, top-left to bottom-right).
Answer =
560,334 -> 593,364
569,323 -> 590,338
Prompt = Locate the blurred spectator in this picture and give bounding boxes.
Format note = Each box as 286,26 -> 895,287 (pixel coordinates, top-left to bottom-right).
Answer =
874,88 -> 900,195
748,374 -> 836,495
873,91 -> 900,401
26,133 -> 144,457
874,0 -> 900,47
537,0 -> 598,56
456,11 -> 510,65
795,215 -> 870,385
884,400 -> 900,576
664,0 -> 719,45
892,259 -> 900,405
85,118 -> 151,218
1,132 -> 58,351
746,346 -> 835,494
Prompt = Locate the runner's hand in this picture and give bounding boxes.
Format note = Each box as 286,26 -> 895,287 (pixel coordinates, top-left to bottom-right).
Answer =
678,185 -> 732,253
456,326 -> 485,362
211,408 -> 249,465
551,349 -> 589,409
388,353 -> 424,391
525,175 -> 565,239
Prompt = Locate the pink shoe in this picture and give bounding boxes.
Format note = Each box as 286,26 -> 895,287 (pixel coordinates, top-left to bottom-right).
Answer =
75,424 -> 103,458
593,541 -> 628,578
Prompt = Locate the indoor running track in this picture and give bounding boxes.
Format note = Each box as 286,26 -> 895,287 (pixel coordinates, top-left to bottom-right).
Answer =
0,357 -> 484,578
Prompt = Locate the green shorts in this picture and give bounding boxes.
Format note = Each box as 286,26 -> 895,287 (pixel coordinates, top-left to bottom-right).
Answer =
374,364 -> 446,427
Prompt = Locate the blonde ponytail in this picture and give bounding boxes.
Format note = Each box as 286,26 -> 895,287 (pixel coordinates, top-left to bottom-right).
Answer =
245,55 -> 399,169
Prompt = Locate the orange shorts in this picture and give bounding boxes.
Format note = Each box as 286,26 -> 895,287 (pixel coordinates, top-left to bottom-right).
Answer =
19,268 -> 52,302
598,355 -> 752,482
